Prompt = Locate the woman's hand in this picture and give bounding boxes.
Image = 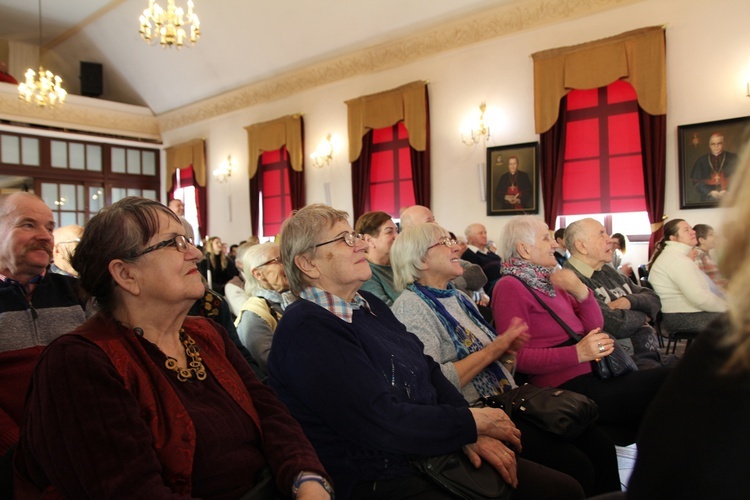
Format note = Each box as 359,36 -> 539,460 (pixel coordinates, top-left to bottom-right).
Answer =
463,436 -> 518,488
469,407 -> 522,452
575,328 -> 616,363
295,480 -> 332,500
487,317 -> 529,358
550,269 -> 590,301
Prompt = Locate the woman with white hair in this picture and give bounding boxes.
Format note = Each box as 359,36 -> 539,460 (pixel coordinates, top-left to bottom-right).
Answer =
267,204 -> 583,500
235,242 -> 291,377
391,222 -> 620,497
492,216 -> 669,439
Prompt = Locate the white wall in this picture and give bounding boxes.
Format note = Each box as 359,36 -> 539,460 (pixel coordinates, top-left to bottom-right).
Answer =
162,0 -> 750,269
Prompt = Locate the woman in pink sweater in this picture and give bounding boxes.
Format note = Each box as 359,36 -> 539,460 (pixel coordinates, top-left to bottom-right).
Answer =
492,216 -> 669,436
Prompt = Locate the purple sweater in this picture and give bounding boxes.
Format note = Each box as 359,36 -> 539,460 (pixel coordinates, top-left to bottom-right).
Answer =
492,275 -> 603,388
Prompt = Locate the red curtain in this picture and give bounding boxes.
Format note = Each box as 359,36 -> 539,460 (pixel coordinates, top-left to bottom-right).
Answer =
249,157 -> 261,237
410,87 -> 431,209
638,108 -> 667,254
540,100 -> 568,229
249,148 -> 303,237
168,166 -> 207,238
351,130 -> 374,221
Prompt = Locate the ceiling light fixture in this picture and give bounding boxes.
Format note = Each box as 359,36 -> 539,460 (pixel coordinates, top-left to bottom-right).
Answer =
140,0 -> 201,48
18,0 -> 67,107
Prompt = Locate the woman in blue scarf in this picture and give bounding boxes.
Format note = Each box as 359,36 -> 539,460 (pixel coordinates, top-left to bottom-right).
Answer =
391,222 -> 620,497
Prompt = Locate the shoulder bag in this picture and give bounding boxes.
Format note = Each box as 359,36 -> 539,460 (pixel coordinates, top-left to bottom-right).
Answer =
482,383 -> 599,440
509,275 -> 638,380
409,452 -> 511,500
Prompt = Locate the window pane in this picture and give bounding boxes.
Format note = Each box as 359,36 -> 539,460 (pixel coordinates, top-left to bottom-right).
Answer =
263,170 -> 282,196
111,187 -> 127,203
41,183 -> 58,209
127,149 -> 141,174
76,185 -> 84,209
60,212 -> 77,226
21,137 -> 39,166
143,189 -> 157,200
112,148 -> 126,173
370,184 -> 395,213
87,145 -> 102,171
69,143 -> 85,170
262,150 -> 281,163
372,127 -> 393,144
127,188 -> 140,197
370,152 -> 394,182
565,119 -> 599,159
399,180 -> 416,208
567,88 -> 598,110
90,187 -> 105,213
397,122 -> 409,139
60,184 -> 78,210
142,151 -> 156,176
608,113 -> 641,155
607,80 -> 637,104
398,148 -> 412,179
51,141 -> 68,168
1,135 -> 20,164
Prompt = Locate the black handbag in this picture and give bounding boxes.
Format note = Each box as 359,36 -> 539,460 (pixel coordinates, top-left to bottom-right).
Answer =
482,383 -> 599,440
409,452 -> 511,500
510,275 -> 638,380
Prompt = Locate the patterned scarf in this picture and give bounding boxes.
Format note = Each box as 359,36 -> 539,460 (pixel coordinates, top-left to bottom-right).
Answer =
501,257 -> 556,297
408,282 -> 512,396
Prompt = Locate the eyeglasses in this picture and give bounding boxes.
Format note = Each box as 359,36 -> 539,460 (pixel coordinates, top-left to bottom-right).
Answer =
314,231 -> 364,249
428,236 -> 458,250
55,238 -> 81,246
257,256 -> 282,268
134,235 -> 193,257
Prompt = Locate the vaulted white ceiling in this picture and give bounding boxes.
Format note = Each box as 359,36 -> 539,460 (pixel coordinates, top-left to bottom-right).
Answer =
1,0 -> 514,115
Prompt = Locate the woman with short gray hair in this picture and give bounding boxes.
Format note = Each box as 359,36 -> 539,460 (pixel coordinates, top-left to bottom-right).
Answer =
235,242 -> 291,377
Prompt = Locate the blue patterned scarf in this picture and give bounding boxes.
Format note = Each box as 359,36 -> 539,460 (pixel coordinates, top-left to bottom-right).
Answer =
408,282 -> 512,396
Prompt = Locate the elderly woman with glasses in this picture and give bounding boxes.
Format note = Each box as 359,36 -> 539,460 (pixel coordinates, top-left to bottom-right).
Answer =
235,241 -> 292,378
14,197 -> 332,500
492,215 -> 669,441
390,223 -> 621,497
268,203 -> 583,500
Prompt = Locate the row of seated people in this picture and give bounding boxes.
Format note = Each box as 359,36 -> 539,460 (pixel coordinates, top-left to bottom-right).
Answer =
0,189 -> 745,498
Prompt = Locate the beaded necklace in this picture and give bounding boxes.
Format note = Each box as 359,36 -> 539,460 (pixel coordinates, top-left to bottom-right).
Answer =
163,329 -> 208,382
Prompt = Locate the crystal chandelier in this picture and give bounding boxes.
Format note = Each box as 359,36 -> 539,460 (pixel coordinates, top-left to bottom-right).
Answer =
139,0 -> 200,48
18,0 -> 67,107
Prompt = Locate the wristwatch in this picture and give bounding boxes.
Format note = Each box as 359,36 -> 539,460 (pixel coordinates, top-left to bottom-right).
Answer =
292,471 -> 335,498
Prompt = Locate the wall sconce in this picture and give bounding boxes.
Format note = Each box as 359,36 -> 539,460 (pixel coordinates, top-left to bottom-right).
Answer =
212,155 -> 233,183
311,134 -> 335,168
461,102 -> 491,146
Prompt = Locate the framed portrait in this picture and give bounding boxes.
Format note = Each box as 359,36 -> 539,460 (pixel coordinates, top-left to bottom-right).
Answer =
486,142 -> 539,216
678,116 -> 750,209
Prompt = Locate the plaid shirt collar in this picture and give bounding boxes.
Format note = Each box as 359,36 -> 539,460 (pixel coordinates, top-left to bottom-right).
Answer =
299,286 -> 374,323
0,269 -> 46,300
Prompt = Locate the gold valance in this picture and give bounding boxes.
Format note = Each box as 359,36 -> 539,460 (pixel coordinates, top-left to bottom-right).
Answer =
165,138 -> 206,190
346,80 -> 427,162
532,26 -> 666,134
244,114 -> 303,180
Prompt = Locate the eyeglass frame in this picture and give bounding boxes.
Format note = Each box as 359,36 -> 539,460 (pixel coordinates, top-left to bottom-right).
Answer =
427,236 -> 458,250
133,234 -> 194,258
313,231 -> 364,249
257,256 -> 282,268
55,238 -> 81,246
